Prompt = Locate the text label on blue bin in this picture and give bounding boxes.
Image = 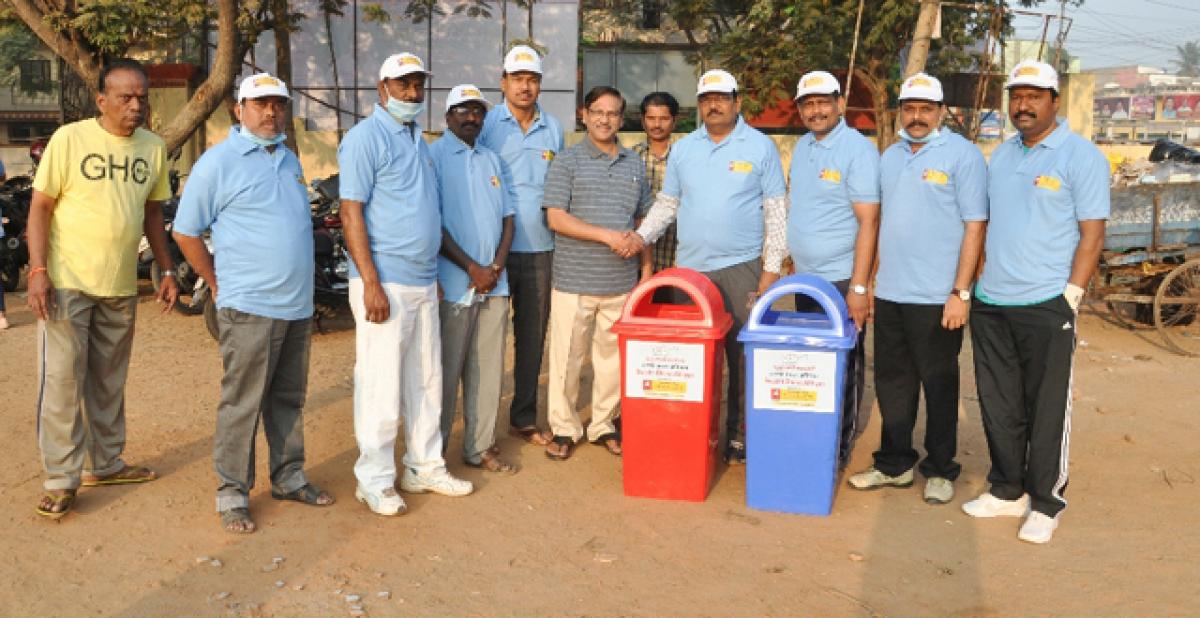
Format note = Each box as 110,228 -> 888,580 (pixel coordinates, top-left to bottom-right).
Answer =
752,349 -> 838,412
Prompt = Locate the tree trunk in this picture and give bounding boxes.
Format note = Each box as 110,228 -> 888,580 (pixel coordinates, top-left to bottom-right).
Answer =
272,0 -> 300,154
8,0 -> 104,90
158,0 -> 242,155
855,67 -> 894,153
903,0 -> 940,78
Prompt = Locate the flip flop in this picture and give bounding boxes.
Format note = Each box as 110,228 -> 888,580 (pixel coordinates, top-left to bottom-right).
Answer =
511,426 -> 553,446
465,451 -> 518,474
35,489 -> 76,520
545,436 -> 575,461
270,483 -> 335,506
220,507 -> 257,534
81,465 -> 157,487
590,432 -> 622,457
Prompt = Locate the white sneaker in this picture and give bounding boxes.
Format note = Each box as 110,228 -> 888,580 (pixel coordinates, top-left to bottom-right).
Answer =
1018,511 -> 1059,544
400,467 -> 474,497
355,486 -> 406,516
961,492 -> 1031,518
847,467 -> 914,490
923,477 -> 954,504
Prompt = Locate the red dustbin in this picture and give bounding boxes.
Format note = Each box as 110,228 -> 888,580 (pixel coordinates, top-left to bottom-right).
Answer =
611,267 -> 733,501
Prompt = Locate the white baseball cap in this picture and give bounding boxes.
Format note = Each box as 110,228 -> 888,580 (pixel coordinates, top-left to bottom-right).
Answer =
238,73 -> 290,101
696,69 -> 737,96
445,84 -> 491,112
379,53 -> 431,81
898,72 -> 944,103
504,45 -> 543,75
794,71 -> 840,100
1005,59 -> 1058,92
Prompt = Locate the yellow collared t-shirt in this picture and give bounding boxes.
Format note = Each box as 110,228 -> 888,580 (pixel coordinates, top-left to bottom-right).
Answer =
33,119 -> 170,297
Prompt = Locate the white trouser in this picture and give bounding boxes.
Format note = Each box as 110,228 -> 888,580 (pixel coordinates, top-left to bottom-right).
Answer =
350,279 -> 446,492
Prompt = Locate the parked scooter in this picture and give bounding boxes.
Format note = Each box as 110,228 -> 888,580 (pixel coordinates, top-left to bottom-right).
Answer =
202,174 -> 350,340
0,140 -> 44,291
137,170 -> 211,315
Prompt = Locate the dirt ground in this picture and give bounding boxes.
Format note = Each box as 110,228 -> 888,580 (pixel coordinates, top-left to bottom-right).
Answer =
0,282 -> 1196,617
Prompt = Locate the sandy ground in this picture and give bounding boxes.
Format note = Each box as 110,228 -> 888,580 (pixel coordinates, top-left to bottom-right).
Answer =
0,283 -> 1196,617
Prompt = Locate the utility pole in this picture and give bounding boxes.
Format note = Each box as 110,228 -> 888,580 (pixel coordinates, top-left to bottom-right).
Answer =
904,0 -> 942,77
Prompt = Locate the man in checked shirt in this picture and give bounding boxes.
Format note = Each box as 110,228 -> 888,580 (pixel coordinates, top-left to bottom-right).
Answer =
633,92 -> 679,278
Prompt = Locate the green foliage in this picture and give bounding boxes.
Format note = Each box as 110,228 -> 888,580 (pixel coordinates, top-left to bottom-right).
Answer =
363,0 -> 537,24
0,21 -> 47,92
1175,41 -> 1200,77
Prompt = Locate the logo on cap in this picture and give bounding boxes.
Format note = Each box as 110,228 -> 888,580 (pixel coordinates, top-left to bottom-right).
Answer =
909,77 -> 932,87
253,76 -> 281,88
802,75 -> 825,88
1016,66 -> 1040,77
461,88 -> 482,98
514,52 -> 535,63
702,74 -> 724,86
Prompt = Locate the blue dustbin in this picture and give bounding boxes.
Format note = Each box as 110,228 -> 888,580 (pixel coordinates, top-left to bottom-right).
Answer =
737,274 -> 859,516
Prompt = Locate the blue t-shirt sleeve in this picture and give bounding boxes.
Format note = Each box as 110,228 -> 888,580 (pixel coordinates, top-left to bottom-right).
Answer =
759,141 -> 787,199
661,146 -> 682,199
847,143 -> 881,203
337,128 -> 375,203
173,156 -> 219,237
1072,145 -> 1111,221
956,144 -> 989,222
541,149 -> 574,211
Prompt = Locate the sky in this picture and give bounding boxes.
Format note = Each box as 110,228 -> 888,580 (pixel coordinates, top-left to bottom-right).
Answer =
1007,0 -> 1200,71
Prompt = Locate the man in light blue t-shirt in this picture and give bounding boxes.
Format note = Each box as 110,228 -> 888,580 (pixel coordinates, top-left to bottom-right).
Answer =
175,73 -> 333,533
339,53 -> 474,518
962,60 -> 1109,545
633,69 -> 789,464
479,46 -> 564,447
845,73 -> 987,506
431,85 -> 518,475
786,70 -> 880,466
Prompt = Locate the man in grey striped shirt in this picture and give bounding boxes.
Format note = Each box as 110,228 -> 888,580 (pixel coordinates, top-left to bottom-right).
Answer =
541,86 -> 651,460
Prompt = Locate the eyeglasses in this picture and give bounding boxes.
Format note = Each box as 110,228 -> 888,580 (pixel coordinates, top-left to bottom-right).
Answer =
587,109 -> 623,120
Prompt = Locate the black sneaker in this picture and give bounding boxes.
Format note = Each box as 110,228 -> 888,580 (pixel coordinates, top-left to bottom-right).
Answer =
723,440 -> 746,465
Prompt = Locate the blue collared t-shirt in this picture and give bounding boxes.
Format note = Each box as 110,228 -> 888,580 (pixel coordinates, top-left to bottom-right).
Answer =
977,120 -> 1110,305
660,117 -> 787,273
876,130 -> 988,304
479,102 -> 564,253
337,104 -> 442,286
174,128 -> 314,320
429,131 -> 516,301
788,118 -> 880,282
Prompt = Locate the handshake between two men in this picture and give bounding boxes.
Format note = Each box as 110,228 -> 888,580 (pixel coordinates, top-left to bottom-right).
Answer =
605,229 -> 646,259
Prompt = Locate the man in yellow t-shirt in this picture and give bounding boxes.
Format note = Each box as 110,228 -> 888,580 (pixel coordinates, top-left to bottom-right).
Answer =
26,58 -> 178,520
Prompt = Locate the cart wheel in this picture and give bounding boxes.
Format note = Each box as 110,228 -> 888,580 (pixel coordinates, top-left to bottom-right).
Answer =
1154,259 -> 1200,356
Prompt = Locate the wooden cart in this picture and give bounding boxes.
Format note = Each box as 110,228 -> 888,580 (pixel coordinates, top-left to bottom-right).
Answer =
1095,182 -> 1200,356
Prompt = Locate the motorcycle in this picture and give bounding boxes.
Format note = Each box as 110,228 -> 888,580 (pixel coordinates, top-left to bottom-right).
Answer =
137,170 -> 212,315
0,141 -> 42,292
203,174 -> 350,340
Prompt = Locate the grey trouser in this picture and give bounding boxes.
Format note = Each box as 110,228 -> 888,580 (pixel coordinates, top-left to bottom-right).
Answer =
37,290 -> 137,490
214,308 -> 311,511
697,259 -> 761,444
439,295 -> 509,463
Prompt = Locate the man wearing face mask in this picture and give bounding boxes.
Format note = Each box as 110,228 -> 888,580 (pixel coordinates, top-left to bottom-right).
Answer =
174,73 -> 334,533
479,45 -> 564,448
339,53 -> 474,517
786,70 -> 880,467
846,73 -> 987,506
963,60 -> 1108,544
431,84 -> 518,475
630,69 -> 789,465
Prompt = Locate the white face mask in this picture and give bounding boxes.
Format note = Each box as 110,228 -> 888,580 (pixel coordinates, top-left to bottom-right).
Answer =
386,97 -> 424,123
238,125 -> 285,147
897,126 -> 940,144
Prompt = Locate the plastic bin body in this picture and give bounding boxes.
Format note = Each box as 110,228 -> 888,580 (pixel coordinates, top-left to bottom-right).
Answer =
737,275 -> 859,515
611,268 -> 733,501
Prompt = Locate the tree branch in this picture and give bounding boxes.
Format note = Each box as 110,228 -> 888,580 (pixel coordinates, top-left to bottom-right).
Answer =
157,0 -> 240,154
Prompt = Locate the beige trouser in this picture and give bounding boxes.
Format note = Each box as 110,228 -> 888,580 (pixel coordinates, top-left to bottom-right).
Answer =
37,289 -> 137,490
546,289 -> 627,442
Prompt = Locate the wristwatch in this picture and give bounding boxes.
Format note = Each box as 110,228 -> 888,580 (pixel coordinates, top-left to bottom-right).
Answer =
952,287 -> 971,302
161,269 -> 177,278
850,283 -> 868,295
489,263 -> 502,273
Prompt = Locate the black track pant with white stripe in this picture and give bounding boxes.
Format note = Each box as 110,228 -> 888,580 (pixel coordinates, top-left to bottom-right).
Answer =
969,296 -> 1076,518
